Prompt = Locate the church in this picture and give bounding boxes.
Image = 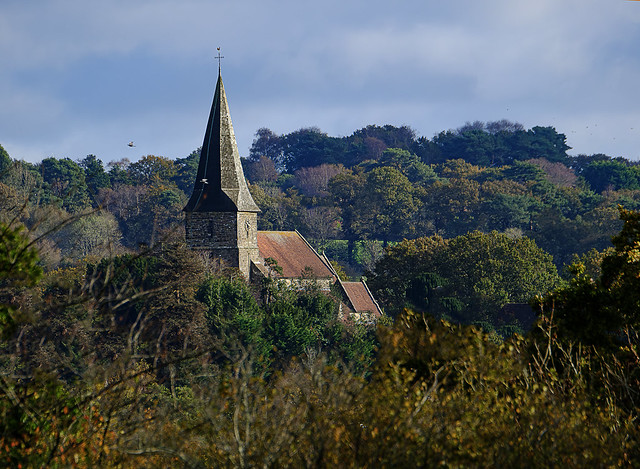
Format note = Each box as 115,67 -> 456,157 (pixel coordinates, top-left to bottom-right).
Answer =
184,67 -> 382,321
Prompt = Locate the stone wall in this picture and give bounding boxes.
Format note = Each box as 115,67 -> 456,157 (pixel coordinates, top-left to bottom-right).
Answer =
185,211 -> 259,278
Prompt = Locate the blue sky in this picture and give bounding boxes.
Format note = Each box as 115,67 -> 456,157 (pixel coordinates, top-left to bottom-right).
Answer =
2,0 -> 640,164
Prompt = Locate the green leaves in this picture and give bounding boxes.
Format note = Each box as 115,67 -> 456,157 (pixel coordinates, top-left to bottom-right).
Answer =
39,157 -> 91,212
196,275 -> 375,371
0,223 -> 41,286
536,207 -> 640,347
369,231 -> 560,332
0,222 -> 41,338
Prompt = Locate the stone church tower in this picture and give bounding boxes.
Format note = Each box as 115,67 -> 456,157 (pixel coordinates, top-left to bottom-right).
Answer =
184,69 -> 260,278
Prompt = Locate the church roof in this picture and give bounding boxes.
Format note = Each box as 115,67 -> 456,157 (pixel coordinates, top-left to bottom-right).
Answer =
184,70 -> 259,213
339,280 -> 383,317
256,231 -> 334,279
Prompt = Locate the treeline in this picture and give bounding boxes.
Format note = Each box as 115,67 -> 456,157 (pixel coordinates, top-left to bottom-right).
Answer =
1,121 -> 639,272
2,122 -> 640,465
246,122 -> 639,270
248,121 -> 572,172
242,122 -> 640,334
0,146 -> 196,260
1,121 -> 640,334
0,209 -> 639,466
367,231 -> 561,335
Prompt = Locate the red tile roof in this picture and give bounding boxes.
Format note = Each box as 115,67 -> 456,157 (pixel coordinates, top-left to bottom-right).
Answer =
341,281 -> 382,317
257,231 -> 334,279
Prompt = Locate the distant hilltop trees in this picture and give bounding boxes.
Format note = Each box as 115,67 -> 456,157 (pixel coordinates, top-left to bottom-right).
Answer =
246,120 -> 573,173
2,124 -> 640,466
0,120 -> 638,273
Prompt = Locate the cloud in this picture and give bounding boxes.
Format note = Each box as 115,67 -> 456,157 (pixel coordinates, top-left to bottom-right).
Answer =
2,0 -> 640,162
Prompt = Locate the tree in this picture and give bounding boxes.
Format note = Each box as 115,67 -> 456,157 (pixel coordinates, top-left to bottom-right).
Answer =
0,160 -> 43,203
281,127 -> 346,172
436,158 -> 484,179
429,125 -> 513,166
350,124 -> 416,151
299,206 -> 339,247
500,160 -> 547,183
128,155 -> 177,186
0,222 -> 42,337
329,169 -> 367,265
54,211 -> 122,260
419,178 -> 481,237
528,126 -> 571,162
601,207 -> 640,330
530,208 -> 592,269
569,153 -> 611,176
79,154 -> 111,201
243,155 -> 280,184
96,182 -> 184,248
526,158 -> 577,187
0,183 -> 23,224
581,159 -> 640,193
442,232 -> 559,324
0,144 -> 11,176
477,179 -> 539,232
359,167 -> 419,245
485,119 -> 525,134
361,136 -> 388,161
248,185 -> 302,232
294,164 -> 344,198
328,165 -> 417,260
107,158 -> 133,186
249,127 -> 285,171
535,207 -> 640,347
126,186 -> 186,247
375,148 -> 439,186
427,123 -> 570,167
96,184 -> 146,221
369,232 -> 560,332
263,286 -> 339,364
479,192 -> 536,232
39,157 -> 91,212
172,148 -> 200,196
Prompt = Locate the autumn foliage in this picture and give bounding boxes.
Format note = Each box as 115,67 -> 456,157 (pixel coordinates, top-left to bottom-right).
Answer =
1,210 -> 640,467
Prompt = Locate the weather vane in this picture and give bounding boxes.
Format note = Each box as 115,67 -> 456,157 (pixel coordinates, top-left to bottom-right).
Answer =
215,47 -> 224,72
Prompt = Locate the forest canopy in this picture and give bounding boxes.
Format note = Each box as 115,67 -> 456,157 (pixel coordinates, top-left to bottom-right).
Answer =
1,120 -> 640,465
0,210 -> 639,466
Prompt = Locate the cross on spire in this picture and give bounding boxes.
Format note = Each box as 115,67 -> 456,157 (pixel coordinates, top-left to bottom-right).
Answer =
215,47 -> 224,72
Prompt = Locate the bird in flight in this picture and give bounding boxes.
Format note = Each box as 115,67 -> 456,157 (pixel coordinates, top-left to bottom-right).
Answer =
128,141 -> 135,147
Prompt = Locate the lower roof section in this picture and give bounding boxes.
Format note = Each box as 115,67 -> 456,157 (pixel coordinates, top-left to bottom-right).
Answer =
256,230 -> 334,279
339,280 -> 383,317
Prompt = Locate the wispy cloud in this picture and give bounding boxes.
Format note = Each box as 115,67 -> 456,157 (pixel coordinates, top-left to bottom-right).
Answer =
1,0 -> 640,162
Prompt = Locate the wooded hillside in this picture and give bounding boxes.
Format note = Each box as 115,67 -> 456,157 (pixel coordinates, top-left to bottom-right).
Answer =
1,121 -> 640,466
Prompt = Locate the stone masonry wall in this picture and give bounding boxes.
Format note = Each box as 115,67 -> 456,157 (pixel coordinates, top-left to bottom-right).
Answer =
185,211 -> 259,278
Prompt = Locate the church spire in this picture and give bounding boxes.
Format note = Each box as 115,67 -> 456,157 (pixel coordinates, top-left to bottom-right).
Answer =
184,69 -> 259,213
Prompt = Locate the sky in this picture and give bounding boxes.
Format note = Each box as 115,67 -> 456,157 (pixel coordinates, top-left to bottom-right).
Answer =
2,0 -> 640,165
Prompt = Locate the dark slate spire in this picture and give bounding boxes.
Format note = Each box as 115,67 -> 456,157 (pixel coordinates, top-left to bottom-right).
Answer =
184,70 -> 260,213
